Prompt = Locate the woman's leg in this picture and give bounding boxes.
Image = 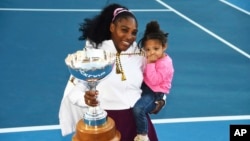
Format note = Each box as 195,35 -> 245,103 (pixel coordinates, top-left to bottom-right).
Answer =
107,109 -> 158,141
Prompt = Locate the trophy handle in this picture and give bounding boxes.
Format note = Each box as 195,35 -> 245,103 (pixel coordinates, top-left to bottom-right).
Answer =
86,78 -> 100,115
84,78 -> 107,126
87,79 -> 98,91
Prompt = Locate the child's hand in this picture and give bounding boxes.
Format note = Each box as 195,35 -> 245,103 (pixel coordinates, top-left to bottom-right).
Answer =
146,54 -> 157,63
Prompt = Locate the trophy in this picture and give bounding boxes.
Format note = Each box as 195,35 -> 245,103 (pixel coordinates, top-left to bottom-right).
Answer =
65,48 -> 121,141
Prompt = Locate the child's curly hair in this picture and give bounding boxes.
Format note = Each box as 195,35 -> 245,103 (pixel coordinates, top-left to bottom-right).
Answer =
139,21 -> 169,48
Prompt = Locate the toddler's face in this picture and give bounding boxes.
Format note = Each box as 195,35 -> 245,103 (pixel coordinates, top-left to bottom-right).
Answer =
144,39 -> 166,63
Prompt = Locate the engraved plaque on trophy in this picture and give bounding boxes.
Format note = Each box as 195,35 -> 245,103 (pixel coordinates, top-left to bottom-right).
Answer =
65,48 -> 121,141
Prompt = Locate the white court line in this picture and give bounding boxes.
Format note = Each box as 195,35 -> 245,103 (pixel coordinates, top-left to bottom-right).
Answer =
0,115 -> 249,133
153,115 -> 250,124
219,0 -> 250,15
0,8 -> 101,12
156,0 -> 250,59
0,8 -> 171,12
0,125 -> 60,133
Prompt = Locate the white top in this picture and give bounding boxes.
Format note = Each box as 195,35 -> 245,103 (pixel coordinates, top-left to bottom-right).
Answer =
59,40 -> 144,136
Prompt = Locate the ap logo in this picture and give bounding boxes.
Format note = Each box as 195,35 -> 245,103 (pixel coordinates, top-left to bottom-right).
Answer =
230,125 -> 249,141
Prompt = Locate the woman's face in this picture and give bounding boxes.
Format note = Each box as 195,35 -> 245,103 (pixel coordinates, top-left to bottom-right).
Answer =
110,17 -> 138,52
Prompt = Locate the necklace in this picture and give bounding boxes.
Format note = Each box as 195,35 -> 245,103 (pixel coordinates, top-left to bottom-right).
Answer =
115,50 -> 145,81
120,52 -> 145,56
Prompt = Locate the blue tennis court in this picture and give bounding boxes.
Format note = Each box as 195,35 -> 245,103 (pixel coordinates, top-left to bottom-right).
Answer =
0,0 -> 249,141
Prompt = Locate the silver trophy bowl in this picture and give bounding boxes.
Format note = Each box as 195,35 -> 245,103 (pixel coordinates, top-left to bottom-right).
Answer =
65,48 -> 115,126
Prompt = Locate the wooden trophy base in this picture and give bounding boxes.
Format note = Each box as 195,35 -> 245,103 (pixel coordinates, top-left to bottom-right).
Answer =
72,117 -> 121,141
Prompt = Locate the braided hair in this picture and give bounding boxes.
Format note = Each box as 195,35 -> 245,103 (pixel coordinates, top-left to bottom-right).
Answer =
139,21 -> 168,48
79,3 -> 137,48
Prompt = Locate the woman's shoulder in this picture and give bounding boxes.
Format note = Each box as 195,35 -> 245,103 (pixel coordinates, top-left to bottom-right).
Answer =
84,39 -> 116,53
124,41 -> 140,53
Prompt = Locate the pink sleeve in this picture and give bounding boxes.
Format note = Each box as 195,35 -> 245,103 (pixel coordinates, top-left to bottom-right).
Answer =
144,57 -> 174,88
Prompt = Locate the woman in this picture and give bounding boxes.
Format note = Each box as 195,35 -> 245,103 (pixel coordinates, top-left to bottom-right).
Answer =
59,3 -> 164,141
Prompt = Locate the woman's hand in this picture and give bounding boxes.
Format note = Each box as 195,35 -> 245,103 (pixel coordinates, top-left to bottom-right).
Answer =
84,90 -> 99,106
150,99 -> 166,114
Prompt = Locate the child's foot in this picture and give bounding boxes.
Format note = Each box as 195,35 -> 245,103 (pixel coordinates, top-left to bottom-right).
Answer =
134,134 -> 150,141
